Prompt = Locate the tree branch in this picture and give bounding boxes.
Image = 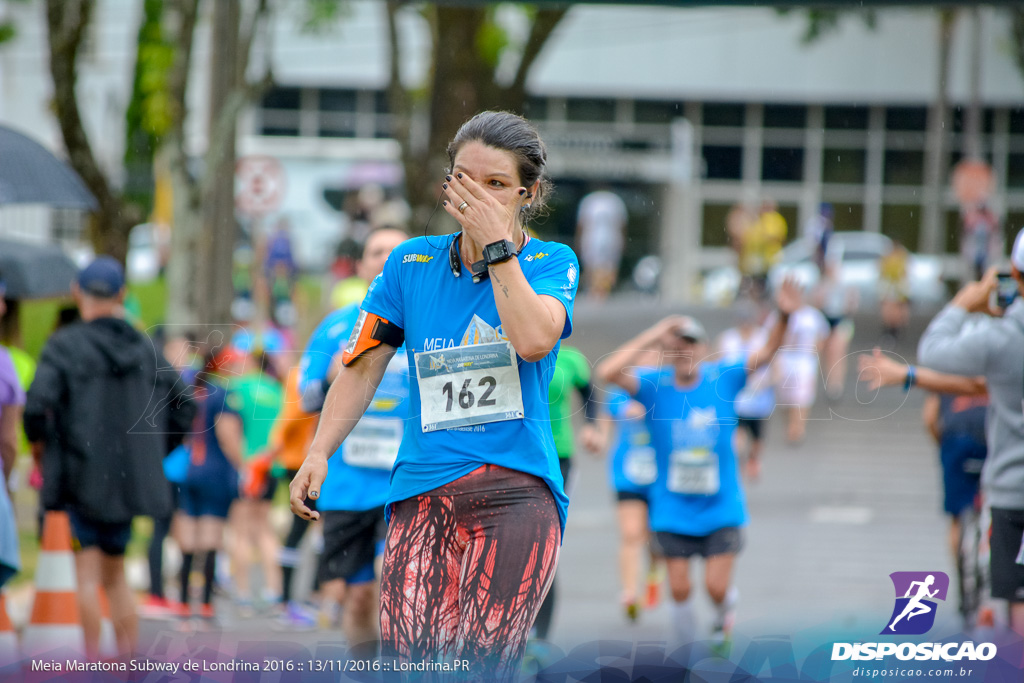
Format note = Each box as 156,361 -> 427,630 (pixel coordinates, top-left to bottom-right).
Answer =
200,71 -> 273,201
45,0 -> 115,212
507,7 -> 568,105
163,0 -> 201,207
239,0 -> 271,84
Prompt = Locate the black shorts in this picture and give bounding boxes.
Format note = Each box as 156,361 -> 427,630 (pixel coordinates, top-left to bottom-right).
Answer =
989,507 -> 1024,601
558,458 -> 572,495
737,417 -> 765,441
616,490 -> 649,504
259,475 -> 278,502
653,527 -> 744,559
68,509 -> 132,557
319,507 -> 387,584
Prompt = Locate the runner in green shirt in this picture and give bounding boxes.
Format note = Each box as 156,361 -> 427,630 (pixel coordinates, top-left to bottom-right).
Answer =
229,353 -> 285,612
547,345 -> 597,463
534,345 -> 599,640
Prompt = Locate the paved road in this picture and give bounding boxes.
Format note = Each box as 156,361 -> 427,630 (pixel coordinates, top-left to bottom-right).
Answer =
134,297 -> 962,663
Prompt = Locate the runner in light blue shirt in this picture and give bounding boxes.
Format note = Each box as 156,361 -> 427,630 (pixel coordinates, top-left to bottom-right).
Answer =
291,227 -> 407,642
597,279 -> 800,649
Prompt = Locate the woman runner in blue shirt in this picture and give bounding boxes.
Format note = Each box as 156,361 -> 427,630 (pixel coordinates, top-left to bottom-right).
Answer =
290,111 -> 578,680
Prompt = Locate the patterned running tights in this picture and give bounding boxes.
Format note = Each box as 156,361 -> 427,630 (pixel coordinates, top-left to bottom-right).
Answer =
380,464 -> 561,683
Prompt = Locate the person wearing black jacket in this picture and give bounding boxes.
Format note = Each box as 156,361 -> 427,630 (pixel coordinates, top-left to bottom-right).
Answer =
24,256 -> 194,659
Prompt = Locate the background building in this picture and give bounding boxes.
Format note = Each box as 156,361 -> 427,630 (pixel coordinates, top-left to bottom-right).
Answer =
2,1 -> 1023,296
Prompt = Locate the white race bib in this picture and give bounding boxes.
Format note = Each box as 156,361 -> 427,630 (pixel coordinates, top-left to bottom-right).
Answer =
342,417 -> 402,470
623,446 -> 657,486
667,448 -> 719,495
414,341 -> 525,433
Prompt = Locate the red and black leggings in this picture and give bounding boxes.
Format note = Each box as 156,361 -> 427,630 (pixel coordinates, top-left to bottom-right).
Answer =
380,464 -> 561,682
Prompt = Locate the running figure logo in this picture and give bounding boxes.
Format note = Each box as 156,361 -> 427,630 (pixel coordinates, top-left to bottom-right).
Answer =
881,571 -> 950,635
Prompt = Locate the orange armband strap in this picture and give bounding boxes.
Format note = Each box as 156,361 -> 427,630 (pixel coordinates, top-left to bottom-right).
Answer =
341,310 -> 405,366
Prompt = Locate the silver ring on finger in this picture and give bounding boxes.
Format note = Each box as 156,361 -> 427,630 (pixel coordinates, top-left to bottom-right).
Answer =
458,201 -> 469,214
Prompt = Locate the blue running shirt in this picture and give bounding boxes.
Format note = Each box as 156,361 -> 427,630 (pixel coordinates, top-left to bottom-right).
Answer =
360,234 -> 578,534
299,303 -> 410,512
632,361 -> 749,536
187,381 -> 241,485
606,388 -> 657,496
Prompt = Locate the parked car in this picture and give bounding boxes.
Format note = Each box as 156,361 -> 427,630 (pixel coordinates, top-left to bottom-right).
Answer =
702,231 -> 947,308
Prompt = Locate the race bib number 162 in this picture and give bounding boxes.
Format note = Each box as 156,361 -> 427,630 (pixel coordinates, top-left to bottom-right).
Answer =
415,341 -> 525,433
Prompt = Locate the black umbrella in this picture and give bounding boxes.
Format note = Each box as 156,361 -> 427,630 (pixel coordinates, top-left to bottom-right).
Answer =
0,125 -> 97,209
0,239 -> 78,299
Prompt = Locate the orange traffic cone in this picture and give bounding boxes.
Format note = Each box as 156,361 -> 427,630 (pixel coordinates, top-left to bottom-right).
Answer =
0,593 -> 19,667
21,511 -> 83,658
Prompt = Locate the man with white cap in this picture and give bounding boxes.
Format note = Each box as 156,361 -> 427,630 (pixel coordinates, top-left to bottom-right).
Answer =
596,278 -> 801,649
918,227 -> 1024,637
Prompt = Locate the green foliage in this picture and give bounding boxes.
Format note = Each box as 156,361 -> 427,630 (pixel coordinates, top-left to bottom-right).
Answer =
297,0 -> 349,35
777,7 -> 877,45
0,21 -> 15,45
128,0 -> 174,141
1012,9 -> 1024,85
124,0 -> 173,213
476,8 -> 509,71
0,0 -> 29,46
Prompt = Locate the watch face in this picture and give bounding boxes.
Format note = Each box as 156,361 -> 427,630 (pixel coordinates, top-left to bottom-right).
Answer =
485,241 -> 511,261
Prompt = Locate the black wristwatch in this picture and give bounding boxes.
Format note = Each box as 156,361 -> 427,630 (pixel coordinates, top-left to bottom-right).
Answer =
482,239 -> 517,267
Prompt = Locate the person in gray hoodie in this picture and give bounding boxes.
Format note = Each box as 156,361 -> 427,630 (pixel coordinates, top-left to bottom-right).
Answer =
24,256 -> 194,659
918,227 -> 1024,637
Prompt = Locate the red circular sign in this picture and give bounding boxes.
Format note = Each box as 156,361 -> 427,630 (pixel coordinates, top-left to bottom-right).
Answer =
235,155 -> 285,217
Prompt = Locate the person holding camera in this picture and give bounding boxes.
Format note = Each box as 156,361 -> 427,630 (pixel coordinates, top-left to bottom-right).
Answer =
918,227 -> 1024,637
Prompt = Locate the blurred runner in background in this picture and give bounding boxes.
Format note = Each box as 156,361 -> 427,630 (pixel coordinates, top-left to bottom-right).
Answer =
0,279 -> 23,590
296,228 -> 408,644
591,379 -> 663,622
533,344 -> 598,640
879,241 -> 911,349
775,295 -> 828,445
174,347 -> 245,627
576,188 -> 627,300
740,199 -> 787,301
858,349 -> 988,626
229,350 -> 285,616
597,279 -> 800,650
960,203 -> 1000,283
813,254 -> 858,403
256,365 -> 319,627
141,331 -> 201,618
717,299 -> 774,479
25,257 -> 194,656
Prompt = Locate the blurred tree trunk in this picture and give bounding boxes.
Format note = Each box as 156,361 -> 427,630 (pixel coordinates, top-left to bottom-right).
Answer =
921,9 -> 956,255
161,0 -> 202,329
962,7 -> 983,162
45,0 -> 142,263
1012,9 -> 1024,79
163,0 -> 271,330
386,4 -> 568,229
